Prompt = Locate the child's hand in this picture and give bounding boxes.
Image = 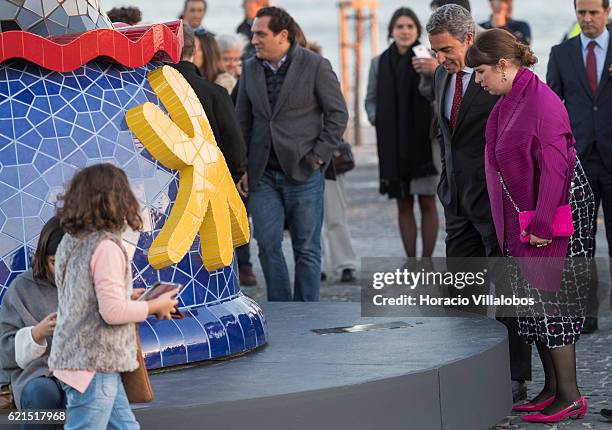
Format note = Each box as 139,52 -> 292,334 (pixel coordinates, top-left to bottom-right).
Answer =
131,288 -> 146,300
148,290 -> 179,320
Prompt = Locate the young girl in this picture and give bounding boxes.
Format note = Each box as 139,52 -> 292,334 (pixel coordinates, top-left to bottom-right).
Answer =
48,163 -> 178,429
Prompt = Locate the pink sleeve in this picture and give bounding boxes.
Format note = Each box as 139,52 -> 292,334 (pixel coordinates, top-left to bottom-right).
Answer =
90,240 -> 149,325
527,124 -> 572,240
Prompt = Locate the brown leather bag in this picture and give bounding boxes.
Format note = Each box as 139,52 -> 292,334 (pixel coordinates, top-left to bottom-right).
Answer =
0,384 -> 16,409
121,327 -> 154,403
332,142 -> 355,175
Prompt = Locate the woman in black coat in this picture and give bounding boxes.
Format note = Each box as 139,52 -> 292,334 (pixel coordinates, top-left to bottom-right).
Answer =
365,7 -> 439,257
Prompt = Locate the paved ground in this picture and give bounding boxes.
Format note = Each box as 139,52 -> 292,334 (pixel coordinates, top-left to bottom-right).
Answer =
240,132 -> 612,429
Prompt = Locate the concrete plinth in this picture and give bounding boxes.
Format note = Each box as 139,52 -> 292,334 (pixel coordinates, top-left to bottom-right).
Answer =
133,302 -> 512,430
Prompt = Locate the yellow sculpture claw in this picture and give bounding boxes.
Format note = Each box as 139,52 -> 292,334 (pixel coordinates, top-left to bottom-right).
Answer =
126,65 -> 249,271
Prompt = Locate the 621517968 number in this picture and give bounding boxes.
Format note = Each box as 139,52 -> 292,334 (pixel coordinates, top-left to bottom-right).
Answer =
7,410 -> 66,423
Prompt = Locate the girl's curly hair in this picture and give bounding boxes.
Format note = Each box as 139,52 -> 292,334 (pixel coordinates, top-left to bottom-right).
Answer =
57,163 -> 143,235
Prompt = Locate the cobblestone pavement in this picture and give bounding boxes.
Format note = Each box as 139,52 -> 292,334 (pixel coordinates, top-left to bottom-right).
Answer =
241,137 -> 612,429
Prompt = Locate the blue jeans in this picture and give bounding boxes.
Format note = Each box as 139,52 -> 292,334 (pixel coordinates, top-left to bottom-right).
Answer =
20,376 -> 65,430
248,169 -> 324,301
61,373 -> 139,430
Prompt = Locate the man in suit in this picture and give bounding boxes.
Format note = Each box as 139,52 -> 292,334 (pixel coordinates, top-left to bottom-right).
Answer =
235,7 -> 348,301
170,25 -> 246,182
427,4 -> 532,401
547,0 -> 612,333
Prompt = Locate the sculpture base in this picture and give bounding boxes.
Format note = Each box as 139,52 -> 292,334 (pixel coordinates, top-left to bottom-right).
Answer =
133,302 -> 512,430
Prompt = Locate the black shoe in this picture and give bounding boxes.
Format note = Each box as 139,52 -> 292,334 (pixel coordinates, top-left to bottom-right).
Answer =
340,268 -> 357,283
512,380 -> 527,403
238,266 -> 257,287
321,272 -> 327,282
602,409 -> 612,421
582,317 -> 598,334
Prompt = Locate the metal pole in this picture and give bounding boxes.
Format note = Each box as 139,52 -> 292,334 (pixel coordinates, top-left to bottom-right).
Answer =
370,6 -> 379,56
353,7 -> 363,146
338,4 -> 350,101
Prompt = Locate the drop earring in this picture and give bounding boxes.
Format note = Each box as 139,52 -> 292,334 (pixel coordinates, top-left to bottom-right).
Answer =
502,71 -> 507,82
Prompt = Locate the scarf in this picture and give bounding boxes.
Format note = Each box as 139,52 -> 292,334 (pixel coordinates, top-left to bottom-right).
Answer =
375,42 -> 435,184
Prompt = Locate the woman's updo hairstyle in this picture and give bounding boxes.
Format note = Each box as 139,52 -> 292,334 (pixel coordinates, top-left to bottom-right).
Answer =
466,28 -> 537,69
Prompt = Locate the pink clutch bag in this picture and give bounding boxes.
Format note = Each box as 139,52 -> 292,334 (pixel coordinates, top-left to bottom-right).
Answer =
498,171 -> 574,243
518,204 -> 574,243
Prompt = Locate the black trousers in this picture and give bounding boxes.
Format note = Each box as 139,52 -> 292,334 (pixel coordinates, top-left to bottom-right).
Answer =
445,205 -> 533,381
236,243 -> 252,269
236,195 -> 253,269
583,147 -> 612,317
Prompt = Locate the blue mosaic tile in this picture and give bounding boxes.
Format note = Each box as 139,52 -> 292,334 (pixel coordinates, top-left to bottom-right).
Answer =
18,73 -> 37,88
0,101 -> 10,119
14,88 -> 34,105
29,80 -> 45,96
178,310 -> 212,362
0,60 -> 267,369
226,299 -> 257,350
2,194 -> 22,217
210,306 -> 245,355
33,153 -> 56,174
41,138 -> 61,160
32,97 -> 50,113
191,306 -> 230,358
0,261 -> 10,285
131,275 -> 146,291
0,182 -> 15,203
178,282 -> 195,308
238,311 -> 257,350
148,318 -> 187,367
24,178 -> 49,201
140,320 -> 162,369
7,247 -> 26,271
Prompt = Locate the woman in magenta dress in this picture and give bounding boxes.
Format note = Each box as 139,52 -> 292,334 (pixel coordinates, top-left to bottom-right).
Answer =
466,29 -> 595,424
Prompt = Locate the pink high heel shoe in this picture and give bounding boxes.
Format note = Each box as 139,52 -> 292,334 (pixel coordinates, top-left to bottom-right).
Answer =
512,395 -> 555,412
521,396 -> 587,423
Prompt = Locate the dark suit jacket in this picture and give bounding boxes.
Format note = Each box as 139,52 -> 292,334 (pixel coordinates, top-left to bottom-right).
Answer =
433,66 -> 499,220
235,44 -> 348,189
547,32 -> 612,169
170,61 -> 247,180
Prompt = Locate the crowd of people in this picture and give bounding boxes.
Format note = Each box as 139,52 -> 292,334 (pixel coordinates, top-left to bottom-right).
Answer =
0,0 -> 612,427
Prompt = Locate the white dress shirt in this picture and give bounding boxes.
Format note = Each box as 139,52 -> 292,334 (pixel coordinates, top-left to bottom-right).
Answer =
580,30 -> 610,85
444,67 -> 474,122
